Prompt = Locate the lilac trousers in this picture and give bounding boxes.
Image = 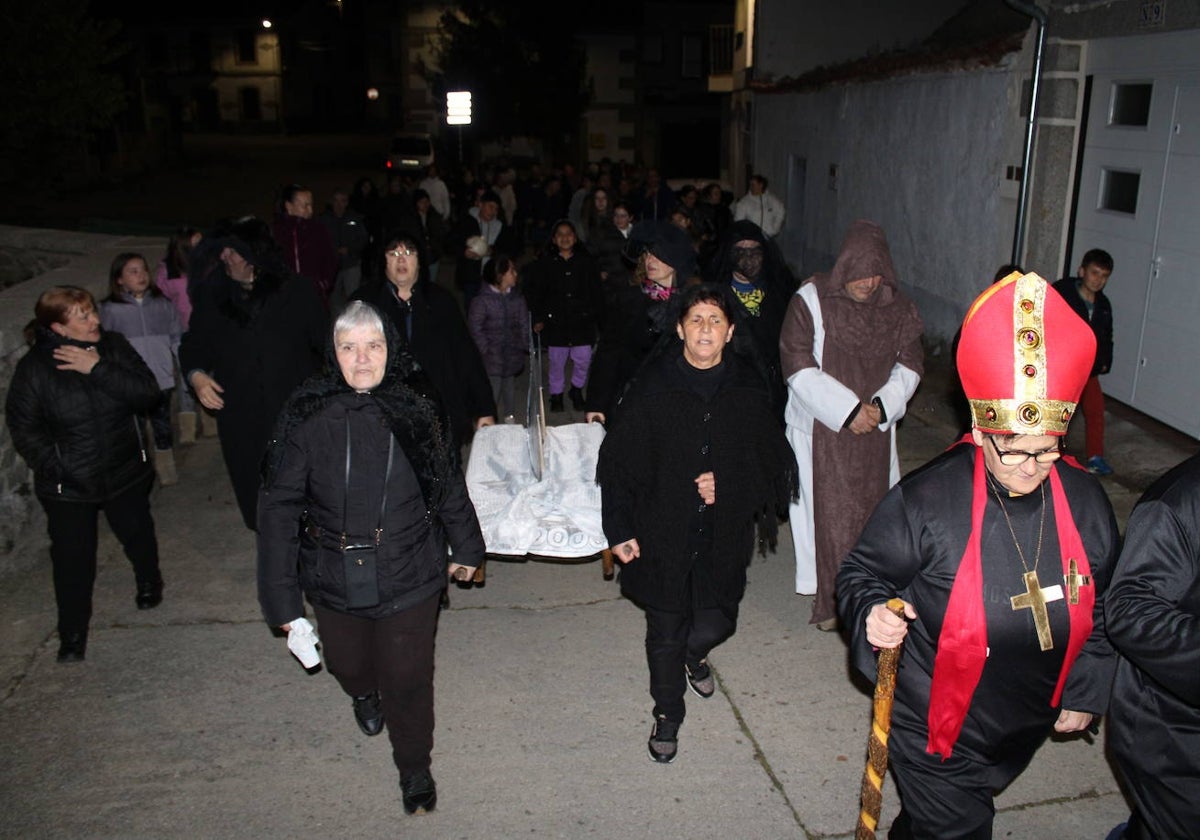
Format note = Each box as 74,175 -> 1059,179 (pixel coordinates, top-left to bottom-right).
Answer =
547,345 -> 592,394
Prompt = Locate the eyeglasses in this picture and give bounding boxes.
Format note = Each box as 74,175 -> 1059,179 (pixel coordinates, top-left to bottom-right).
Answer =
385,247 -> 416,258
987,435 -> 1062,467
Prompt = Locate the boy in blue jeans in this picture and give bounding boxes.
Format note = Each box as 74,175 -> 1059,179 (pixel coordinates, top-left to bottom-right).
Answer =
1053,248 -> 1114,475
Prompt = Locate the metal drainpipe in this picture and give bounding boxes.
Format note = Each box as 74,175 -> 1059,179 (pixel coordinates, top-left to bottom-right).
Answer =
1004,0 -> 1048,266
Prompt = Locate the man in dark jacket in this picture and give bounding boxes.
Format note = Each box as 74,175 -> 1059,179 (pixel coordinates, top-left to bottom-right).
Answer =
450,191 -> 519,305
1052,248 -> 1115,476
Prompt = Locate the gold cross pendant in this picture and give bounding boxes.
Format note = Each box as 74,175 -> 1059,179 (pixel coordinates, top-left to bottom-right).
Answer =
1011,570 -> 1058,651
1064,558 -> 1092,605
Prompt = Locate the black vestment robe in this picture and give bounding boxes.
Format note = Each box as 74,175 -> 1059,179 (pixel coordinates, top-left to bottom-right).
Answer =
837,444 -> 1118,838
1107,453 -> 1200,840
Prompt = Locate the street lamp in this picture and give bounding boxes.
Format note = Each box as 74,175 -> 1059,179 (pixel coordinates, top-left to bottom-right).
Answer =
446,90 -> 472,164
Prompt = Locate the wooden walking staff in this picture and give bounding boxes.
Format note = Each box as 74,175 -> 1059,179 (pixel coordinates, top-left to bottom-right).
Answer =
855,598 -> 908,840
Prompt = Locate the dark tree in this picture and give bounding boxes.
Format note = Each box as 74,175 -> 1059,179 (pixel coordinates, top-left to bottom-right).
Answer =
426,1 -> 591,155
0,0 -> 126,184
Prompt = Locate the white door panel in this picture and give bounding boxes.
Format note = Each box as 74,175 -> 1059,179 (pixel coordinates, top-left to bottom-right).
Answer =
1075,49 -> 1200,437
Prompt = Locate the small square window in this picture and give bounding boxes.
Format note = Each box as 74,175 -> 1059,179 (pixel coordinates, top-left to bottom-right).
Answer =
1100,168 -> 1139,214
1110,82 -> 1152,126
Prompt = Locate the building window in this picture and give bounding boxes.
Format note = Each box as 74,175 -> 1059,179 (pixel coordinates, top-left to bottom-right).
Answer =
1100,168 -> 1139,214
190,32 -> 211,71
236,30 -> 257,64
1110,82 -> 1153,127
681,33 -> 702,78
240,87 -> 262,121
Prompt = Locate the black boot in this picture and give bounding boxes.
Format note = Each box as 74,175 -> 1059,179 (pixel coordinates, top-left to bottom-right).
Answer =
400,769 -> 437,815
352,691 -> 385,736
550,393 -> 564,412
136,578 -> 163,610
57,630 -> 87,663
568,386 -> 585,411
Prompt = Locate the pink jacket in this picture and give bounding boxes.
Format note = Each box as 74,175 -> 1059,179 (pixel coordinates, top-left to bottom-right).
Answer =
155,262 -> 193,330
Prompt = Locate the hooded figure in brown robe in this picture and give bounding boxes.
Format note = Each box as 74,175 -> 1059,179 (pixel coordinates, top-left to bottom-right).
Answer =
779,220 -> 924,626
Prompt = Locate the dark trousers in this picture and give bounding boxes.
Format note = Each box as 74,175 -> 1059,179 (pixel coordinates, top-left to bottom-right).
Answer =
887,750 -> 995,840
41,475 -> 161,636
146,387 -> 174,450
644,598 -> 737,723
314,593 -> 441,774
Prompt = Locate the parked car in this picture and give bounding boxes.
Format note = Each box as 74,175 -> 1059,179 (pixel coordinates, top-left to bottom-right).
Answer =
386,132 -> 435,173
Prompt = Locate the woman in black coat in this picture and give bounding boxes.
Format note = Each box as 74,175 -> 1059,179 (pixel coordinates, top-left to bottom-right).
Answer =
6,286 -> 164,662
596,283 -> 796,764
257,300 -> 484,815
584,221 -> 696,424
179,217 -> 328,530
353,231 -> 496,447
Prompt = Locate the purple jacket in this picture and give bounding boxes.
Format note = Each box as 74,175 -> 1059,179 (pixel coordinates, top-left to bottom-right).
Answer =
468,283 -> 529,377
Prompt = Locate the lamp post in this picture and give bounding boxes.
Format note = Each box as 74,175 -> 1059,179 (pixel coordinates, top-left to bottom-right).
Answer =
446,90 -> 472,166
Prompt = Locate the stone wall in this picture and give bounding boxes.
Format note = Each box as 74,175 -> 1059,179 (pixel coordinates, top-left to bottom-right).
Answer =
0,226 -> 162,577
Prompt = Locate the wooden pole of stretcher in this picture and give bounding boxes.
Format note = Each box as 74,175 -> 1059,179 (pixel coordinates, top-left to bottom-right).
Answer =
855,598 -> 908,840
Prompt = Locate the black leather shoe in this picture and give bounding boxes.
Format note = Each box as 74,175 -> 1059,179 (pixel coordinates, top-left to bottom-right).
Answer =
550,393 -> 564,412
135,579 -> 163,610
400,769 -> 437,815
353,691 -> 385,736
57,630 -> 87,663
568,386 -> 585,411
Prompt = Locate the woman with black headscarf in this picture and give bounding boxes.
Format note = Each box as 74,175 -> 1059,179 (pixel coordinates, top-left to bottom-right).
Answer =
584,221 -> 697,425
258,300 -> 483,815
179,217 -> 328,529
706,219 -> 798,421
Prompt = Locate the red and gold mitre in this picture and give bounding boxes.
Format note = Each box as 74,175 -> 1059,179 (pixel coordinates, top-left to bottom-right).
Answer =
956,271 -> 1095,436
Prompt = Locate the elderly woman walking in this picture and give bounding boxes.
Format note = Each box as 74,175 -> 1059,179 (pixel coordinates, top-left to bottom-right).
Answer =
257,300 -> 484,815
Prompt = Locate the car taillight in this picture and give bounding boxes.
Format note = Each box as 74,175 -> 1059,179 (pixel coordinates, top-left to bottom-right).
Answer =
385,160 -> 393,169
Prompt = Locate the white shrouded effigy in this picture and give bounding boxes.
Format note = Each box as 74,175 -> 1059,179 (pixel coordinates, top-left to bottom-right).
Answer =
465,423 -> 607,558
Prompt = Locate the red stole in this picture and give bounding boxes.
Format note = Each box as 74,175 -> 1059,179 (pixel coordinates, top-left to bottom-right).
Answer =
925,441 -> 1094,758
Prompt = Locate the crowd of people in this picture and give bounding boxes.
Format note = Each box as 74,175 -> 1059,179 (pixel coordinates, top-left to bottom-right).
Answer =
6,154 -> 1197,839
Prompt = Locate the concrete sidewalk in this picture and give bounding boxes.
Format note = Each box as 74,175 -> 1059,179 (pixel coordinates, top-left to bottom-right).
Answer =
0,353 -> 1196,839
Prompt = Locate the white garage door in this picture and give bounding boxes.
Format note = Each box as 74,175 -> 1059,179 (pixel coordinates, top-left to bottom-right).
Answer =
1072,31 -> 1200,438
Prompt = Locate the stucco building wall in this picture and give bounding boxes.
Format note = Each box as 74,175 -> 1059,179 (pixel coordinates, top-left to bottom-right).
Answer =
753,63 -> 1022,341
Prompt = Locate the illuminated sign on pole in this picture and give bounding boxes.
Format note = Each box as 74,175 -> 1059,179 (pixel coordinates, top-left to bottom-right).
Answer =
446,90 -> 472,125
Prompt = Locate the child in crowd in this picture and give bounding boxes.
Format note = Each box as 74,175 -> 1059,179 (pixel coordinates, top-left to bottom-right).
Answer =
101,253 -> 184,485
155,227 -> 203,443
468,255 -> 529,423
1053,248 -> 1115,475
525,220 -> 604,412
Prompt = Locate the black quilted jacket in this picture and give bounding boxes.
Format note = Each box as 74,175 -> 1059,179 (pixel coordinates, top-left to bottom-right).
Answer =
6,328 -> 159,503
